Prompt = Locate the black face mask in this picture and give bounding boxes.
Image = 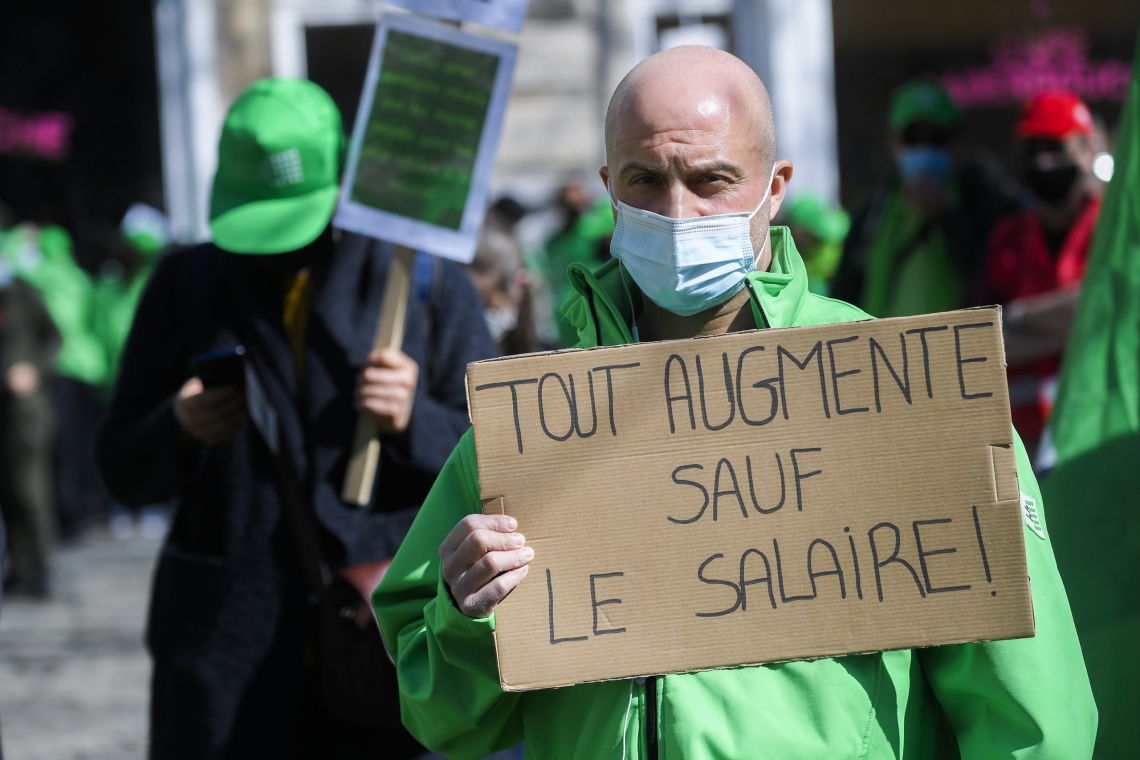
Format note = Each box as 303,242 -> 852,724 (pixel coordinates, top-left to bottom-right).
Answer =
1024,164 -> 1079,203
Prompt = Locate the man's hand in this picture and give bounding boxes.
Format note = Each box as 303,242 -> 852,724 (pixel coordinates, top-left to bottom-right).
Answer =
1004,287 -> 1081,367
173,377 -> 248,446
357,347 -> 418,435
441,514 -> 533,618
7,362 -> 39,398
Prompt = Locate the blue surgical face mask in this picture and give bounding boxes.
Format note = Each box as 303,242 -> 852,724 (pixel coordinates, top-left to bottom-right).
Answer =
897,147 -> 952,184
608,164 -> 777,317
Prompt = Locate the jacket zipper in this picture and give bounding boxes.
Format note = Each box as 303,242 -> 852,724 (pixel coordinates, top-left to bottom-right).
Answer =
636,287 -> 761,760
645,676 -> 658,760
744,279 -> 770,329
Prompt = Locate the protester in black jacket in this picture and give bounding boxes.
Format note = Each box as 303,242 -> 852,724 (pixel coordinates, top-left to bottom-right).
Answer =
97,79 -> 496,759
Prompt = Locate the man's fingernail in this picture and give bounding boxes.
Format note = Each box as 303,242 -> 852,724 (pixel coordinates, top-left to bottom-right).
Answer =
511,533 -> 525,547
505,517 -> 518,530
521,547 -> 534,561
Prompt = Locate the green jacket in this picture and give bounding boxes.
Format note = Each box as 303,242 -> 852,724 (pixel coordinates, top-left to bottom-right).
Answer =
91,263 -> 153,385
1042,27 -> 1140,759
543,198 -> 616,347
375,228 -> 1096,760
2,225 -> 107,385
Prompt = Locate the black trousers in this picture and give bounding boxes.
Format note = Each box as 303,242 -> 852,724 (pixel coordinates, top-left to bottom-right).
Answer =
0,391 -> 54,585
52,377 -> 105,537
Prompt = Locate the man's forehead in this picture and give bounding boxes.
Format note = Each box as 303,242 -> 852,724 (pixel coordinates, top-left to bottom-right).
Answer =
617,79 -> 741,127
610,100 -> 757,169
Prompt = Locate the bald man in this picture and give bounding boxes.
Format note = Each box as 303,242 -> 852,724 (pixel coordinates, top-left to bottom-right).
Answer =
374,48 -> 1095,759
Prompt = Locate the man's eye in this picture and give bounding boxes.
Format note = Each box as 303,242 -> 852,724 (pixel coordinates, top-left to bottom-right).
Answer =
630,175 -> 657,185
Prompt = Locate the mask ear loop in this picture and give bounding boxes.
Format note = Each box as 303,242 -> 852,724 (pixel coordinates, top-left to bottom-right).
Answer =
745,162 -> 779,221
744,162 -> 780,268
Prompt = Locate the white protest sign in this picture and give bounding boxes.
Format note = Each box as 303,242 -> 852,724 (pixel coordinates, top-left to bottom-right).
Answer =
333,13 -> 517,263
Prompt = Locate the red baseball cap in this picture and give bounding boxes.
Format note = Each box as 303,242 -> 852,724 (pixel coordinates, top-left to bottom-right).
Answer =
1016,91 -> 1094,140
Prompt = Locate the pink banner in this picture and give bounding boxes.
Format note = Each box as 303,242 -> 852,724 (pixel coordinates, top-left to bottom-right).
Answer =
0,107 -> 73,161
940,27 -> 1132,110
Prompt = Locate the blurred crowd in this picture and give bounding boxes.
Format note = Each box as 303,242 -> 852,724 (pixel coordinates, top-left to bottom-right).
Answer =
0,78 -> 1116,601
0,202 -> 170,597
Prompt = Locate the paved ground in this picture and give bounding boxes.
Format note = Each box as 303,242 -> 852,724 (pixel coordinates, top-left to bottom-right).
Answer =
0,531 -> 524,760
0,530 -> 158,760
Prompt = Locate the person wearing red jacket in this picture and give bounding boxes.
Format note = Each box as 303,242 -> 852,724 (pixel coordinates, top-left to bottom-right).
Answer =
986,90 -> 1103,463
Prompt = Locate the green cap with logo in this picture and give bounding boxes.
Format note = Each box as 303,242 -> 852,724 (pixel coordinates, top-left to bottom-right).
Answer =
888,79 -> 961,133
209,78 -> 345,254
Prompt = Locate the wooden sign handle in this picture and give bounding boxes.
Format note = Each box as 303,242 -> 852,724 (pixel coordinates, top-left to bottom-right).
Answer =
341,245 -> 417,506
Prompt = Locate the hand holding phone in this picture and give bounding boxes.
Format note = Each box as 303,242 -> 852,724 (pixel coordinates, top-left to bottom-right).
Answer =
176,347 -> 250,445
191,346 -> 247,389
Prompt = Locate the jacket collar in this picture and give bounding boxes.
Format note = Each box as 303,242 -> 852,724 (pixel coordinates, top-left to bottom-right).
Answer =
562,226 -> 810,347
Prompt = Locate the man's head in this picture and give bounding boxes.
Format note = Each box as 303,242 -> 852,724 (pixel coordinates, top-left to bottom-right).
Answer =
209,78 -> 345,256
1014,91 -> 1097,207
887,79 -> 960,189
600,46 -> 791,271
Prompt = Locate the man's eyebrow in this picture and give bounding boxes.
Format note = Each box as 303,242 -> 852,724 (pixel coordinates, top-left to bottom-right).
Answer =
617,161 -> 666,175
616,160 -> 744,176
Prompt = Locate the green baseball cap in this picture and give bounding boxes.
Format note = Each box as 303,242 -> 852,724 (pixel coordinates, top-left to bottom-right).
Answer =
209,78 -> 345,254
784,195 -> 850,244
888,79 -> 961,133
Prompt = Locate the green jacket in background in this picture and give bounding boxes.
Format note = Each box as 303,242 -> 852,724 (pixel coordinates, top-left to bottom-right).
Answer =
543,199 -> 615,347
92,264 -> 153,385
2,225 -> 107,386
375,228 -> 1095,760
1042,26 -> 1140,760
857,184 -> 963,318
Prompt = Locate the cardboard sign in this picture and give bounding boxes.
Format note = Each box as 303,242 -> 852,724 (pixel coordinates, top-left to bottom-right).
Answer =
382,0 -> 531,34
333,13 -> 517,263
467,308 -> 1033,691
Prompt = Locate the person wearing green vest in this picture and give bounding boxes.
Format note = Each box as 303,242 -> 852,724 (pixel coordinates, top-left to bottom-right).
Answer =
1,224 -> 106,385
1,224 -> 107,537
93,203 -> 170,384
374,46 -> 1095,760
832,80 -> 1014,318
0,247 -> 61,597
1041,28 -> 1140,760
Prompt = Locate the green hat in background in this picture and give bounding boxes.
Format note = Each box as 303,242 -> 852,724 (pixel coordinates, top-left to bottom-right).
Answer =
209,78 -> 345,255
888,79 -> 961,133
784,194 -> 850,244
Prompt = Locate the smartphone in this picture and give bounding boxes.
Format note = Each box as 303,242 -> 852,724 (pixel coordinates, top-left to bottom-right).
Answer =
191,346 -> 247,390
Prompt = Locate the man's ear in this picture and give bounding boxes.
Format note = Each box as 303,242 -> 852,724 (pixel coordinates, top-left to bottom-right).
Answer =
767,159 -> 794,219
599,166 -> 618,221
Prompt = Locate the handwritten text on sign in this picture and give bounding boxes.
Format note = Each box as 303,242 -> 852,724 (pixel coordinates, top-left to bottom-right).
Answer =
467,308 -> 1032,691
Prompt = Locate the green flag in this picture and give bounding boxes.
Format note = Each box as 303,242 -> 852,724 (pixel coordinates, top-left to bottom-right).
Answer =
1043,28 -> 1140,760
